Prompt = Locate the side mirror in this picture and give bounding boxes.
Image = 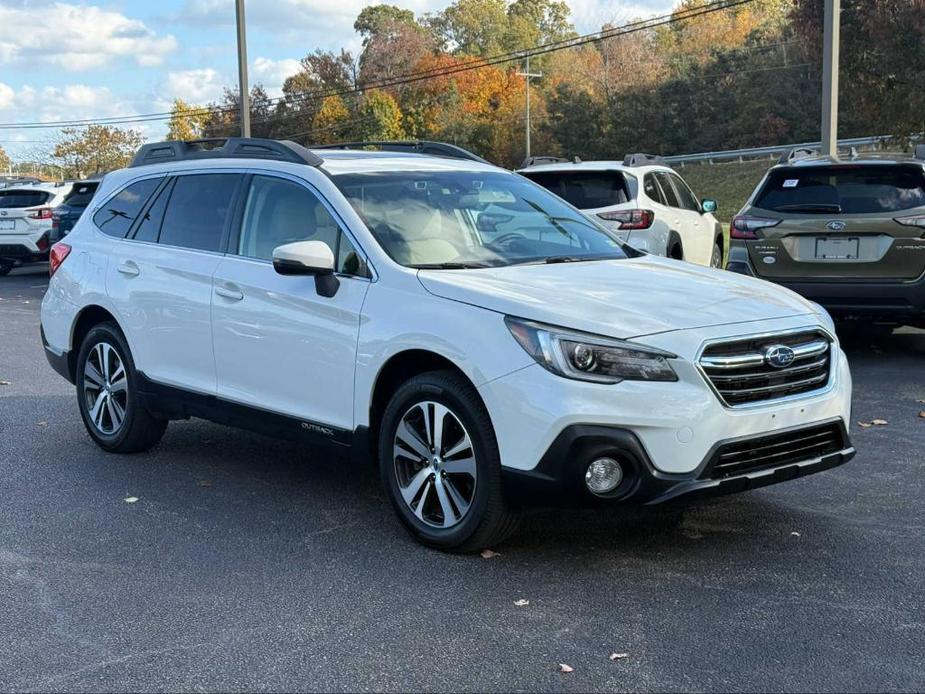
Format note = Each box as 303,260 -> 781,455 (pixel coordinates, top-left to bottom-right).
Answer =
272,240 -> 340,297
701,198 -> 717,214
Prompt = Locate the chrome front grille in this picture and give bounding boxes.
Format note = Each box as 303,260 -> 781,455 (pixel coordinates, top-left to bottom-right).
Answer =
699,330 -> 833,407
704,422 -> 846,479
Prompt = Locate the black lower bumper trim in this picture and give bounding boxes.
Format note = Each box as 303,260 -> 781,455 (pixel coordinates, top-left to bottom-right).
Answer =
502,423 -> 855,508
41,326 -> 74,383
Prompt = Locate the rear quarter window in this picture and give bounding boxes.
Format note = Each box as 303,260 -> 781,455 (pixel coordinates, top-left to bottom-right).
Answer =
0,190 -> 52,208
93,178 -> 162,238
520,170 -> 630,210
755,165 -> 925,214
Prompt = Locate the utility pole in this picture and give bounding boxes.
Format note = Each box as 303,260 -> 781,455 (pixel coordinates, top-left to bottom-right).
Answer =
516,56 -> 542,160
235,0 -> 251,138
820,0 -> 840,156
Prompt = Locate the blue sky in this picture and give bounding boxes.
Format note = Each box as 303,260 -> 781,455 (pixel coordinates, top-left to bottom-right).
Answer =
0,0 -> 675,160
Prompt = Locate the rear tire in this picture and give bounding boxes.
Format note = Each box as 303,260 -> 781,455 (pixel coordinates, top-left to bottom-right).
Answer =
378,370 -> 520,552
76,322 -> 167,453
710,241 -> 723,268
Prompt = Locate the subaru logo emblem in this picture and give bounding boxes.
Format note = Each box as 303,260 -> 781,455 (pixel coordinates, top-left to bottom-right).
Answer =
826,220 -> 846,231
764,345 -> 796,369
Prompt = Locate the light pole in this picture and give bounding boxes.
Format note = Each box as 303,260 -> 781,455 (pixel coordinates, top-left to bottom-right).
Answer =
517,56 -> 542,160
235,0 -> 251,138
820,0 -> 840,156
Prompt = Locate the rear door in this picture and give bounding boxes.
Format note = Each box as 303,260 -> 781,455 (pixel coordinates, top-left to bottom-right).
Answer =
105,171 -> 243,394
666,172 -> 711,265
747,164 -> 925,280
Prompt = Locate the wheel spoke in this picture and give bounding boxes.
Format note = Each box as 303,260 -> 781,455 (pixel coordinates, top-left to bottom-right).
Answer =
109,375 -> 128,394
100,343 -> 112,381
84,363 -> 105,388
108,396 -> 125,430
442,433 -> 471,460
434,476 -> 458,527
443,456 -> 476,477
110,359 -> 125,384
88,391 -> 106,426
443,476 -> 470,518
432,403 -> 448,453
414,480 -> 433,521
396,420 -> 430,460
400,466 -> 432,505
421,403 -> 433,448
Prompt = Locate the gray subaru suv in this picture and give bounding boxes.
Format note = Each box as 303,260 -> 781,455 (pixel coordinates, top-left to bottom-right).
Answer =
727,147 -> 925,329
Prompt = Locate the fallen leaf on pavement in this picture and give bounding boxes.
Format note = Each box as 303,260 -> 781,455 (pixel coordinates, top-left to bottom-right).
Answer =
871,419 -> 888,425
609,653 -> 629,661
858,422 -> 872,428
514,599 -> 529,607
559,664 -> 574,673
791,531 -> 801,537
37,421 -> 48,427
480,549 -> 500,559
916,399 -> 925,404
0,380 -> 11,386
919,412 -> 925,419
124,497 -> 139,504
197,479 -> 213,487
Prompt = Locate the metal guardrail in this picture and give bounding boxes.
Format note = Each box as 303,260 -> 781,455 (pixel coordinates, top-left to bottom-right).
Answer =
662,135 -> 895,165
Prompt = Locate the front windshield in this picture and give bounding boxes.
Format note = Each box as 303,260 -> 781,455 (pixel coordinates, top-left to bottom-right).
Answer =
332,171 -> 629,268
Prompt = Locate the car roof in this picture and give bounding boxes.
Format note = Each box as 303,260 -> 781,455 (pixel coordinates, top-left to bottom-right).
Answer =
773,154 -> 925,169
516,160 -> 667,175
312,149 -> 501,176
0,183 -> 70,194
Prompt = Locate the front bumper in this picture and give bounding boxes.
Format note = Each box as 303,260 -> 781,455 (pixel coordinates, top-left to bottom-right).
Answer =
728,241 -> 925,323
501,420 -> 854,507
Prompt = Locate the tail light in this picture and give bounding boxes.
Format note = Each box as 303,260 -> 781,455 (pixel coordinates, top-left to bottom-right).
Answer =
895,215 -> 925,228
36,234 -> 49,252
27,207 -> 53,220
597,209 -> 655,230
731,215 -> 781,239
49,243 -> 71,277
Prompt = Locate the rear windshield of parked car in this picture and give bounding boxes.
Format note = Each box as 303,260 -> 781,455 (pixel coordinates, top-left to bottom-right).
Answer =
333,170 -> 628,268
63,183 -> 100,208
0,190 -> 51,208
519,171 -> 630,210
754,164 -> 925,214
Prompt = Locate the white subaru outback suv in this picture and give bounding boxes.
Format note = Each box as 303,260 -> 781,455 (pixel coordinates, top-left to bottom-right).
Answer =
518,155 -> 725,268
41,138 -> 854,551
0,182 -> 74,275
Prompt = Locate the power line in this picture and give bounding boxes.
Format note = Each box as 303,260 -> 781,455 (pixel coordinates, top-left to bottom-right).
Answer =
0,0 -> 759,131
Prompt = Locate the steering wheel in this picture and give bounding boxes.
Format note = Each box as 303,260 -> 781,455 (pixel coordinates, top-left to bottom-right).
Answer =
487,232 -> 527,250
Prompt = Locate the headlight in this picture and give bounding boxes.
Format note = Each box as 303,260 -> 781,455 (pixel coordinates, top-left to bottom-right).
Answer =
505,317 -> 678,384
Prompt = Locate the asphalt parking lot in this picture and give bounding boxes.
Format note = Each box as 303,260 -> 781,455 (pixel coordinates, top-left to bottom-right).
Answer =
1,264 -> 923,693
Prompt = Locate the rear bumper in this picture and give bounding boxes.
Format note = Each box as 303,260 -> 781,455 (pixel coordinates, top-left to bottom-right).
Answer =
728,242 -> 925,323
501,420 -> 855,507
41,326 -> 74,383
0,232 -> 49,261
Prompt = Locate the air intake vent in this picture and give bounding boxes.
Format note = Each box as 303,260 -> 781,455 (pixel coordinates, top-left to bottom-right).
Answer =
699,330 -> 832,406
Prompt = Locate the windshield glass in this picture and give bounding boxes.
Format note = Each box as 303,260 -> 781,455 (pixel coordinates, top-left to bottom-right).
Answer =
755,164 -> 925,214
332,171 -> 628,268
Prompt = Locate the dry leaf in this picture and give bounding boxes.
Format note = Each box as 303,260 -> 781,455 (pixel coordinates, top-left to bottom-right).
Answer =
0,380 -> 11,386
609,653 -> 629,661
480,549 -> 500,559
514,599 -> 529,607
197,479 -> 213,487
919,412 -> 925,419
916,399 -> 925,404
124,496 -> 139,504
37,421 -> 48,427
858,422 -> 872,428
791,531 -> 801,537
559,664 -> 574,673
871,419 -> 888,426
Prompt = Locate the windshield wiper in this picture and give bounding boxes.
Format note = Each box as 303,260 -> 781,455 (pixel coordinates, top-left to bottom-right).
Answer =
411,262 -> 492,270
775,203 -> 842,213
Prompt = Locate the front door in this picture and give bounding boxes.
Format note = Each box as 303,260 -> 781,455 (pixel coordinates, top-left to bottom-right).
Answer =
211,173 -> 371,432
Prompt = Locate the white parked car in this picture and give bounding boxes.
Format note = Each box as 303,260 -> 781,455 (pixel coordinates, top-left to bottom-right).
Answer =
518,155 -> 725,268
0,182 -> 74,275
41,138 -> 854,551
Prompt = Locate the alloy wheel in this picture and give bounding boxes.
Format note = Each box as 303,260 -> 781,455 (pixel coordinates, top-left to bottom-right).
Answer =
393,401 -> 477,529
83,341 -> 128,435
711,244 -> 723,268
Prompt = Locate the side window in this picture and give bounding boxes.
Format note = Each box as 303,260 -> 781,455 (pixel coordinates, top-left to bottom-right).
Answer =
654,172 -> 680,208
92,178 -> 161,238
336,231 -> 367,276
159,174 -> 239,252
238,176 -> 340,261
132,179 -> 174,243
670,174 -> 700,212
643,174 -> 665,205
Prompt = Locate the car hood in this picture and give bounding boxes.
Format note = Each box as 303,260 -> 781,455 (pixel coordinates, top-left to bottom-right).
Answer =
417,256 -> 817,339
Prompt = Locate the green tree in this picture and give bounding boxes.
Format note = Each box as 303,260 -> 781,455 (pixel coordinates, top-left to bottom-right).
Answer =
0,145 -> 11,173
53,125 -> 145,178
429,0 -> 509,56
355,4 -> 417,46
311,95 -> 353,143
358,90 -> 405,140
166,99 -> 209,141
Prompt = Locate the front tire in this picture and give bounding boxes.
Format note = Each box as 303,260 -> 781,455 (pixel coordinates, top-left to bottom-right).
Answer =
378,370 -> 520,552
710,241 -> 723,269
76,322 -> 167,453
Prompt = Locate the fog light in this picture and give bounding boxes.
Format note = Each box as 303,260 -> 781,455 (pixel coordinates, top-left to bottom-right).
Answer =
585,457 -> 623,495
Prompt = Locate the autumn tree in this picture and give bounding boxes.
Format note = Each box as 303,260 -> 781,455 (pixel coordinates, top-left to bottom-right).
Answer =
53,126 -> 145,178
357,90 -> 405,140
0,145 -> 11,173
311,95 -> 354,143
166,99 -> 210,141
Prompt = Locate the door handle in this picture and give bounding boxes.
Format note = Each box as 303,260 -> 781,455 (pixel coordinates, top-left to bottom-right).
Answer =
117,261 -> 140,277
215,285 -> 244,301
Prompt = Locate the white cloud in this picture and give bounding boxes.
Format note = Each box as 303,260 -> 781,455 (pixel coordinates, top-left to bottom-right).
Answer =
0,2 -> 177,71
252,57 -> 302,97
0,82 -> 14,110
164,69 -> 228,105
